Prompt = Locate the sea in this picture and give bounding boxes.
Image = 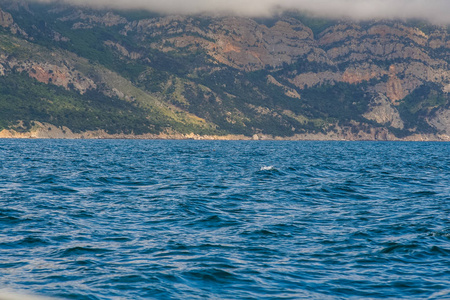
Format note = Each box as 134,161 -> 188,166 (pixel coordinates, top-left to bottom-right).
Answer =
0,139 -> 449,299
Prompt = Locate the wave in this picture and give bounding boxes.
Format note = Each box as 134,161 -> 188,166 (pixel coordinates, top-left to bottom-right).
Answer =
260,166 -> 276,171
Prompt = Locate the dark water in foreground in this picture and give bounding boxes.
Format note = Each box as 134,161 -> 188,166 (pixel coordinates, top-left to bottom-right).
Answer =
0,140 -> 449,299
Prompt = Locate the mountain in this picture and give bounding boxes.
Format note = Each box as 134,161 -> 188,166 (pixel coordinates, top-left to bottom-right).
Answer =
0,0 -> 450,140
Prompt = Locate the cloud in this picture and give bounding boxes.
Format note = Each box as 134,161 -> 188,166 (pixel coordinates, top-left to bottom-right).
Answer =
32,0 -> 450,23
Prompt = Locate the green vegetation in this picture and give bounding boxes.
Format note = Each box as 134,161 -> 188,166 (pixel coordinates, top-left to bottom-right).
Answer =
301,82 -> 371,121
112,9 -> 163,21
54,25 -> 148,81
253,11 -> 336,36
397,84 -> 447,133
406,20 -> 438,35
0,72 -> 156,134
0,0 -> 449,138
283,11 -> 337,36
7,4 -> 148,82
175,69 -> 373,136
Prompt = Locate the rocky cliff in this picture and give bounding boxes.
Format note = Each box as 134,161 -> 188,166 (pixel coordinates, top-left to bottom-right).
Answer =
0,1 -> 449,140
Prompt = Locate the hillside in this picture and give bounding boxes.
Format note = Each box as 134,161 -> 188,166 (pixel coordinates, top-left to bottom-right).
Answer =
0,0 -> 450,140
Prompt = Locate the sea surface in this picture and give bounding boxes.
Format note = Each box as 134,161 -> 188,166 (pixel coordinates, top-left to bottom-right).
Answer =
0,140 -> 449,299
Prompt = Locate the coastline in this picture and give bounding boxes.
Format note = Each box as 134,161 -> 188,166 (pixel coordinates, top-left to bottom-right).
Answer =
1,122 -> 449,141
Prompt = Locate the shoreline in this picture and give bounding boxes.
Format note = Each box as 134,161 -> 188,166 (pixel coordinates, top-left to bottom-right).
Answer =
1,122 -> 449,142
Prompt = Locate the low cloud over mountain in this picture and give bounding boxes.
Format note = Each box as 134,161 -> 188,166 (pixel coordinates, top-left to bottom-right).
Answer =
31,0 -> 450,23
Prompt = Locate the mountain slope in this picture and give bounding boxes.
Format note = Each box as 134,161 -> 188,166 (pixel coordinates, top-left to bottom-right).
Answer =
1,0 -> 450,140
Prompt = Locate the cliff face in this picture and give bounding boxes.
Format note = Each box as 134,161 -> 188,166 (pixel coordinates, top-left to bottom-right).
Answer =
116,13 -> 450,138
0,7 -> 13,27
127,16 -> 319,71
0,7 -> 26,35
129,16 -> 450,90
0,1 -> 449,139
123,14 -> 450,109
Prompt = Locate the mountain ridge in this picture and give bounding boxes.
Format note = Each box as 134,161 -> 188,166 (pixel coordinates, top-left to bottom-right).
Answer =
1,1 -> 450,140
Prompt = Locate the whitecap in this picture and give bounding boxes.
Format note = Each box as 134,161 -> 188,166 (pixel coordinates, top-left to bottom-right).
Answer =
260,166 -> 275,171
428,289 -> 450,299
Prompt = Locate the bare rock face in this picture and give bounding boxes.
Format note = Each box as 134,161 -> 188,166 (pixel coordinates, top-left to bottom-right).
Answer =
126,16 -> 323,71
64,11 -> 450,105
385,75 -> 405,103
205,17 -> 316,70
2,3 -> 450,140
288,71 -> 341,89
104,41 -> 142,59
428,109 -> 450,134
0,7 -> 26,36
52,31 -> 70,42
267,75 -> 301,99
318,23 -> 435,64
363,94 -> 404,129
0,7 -> 13,27
128,15 -> 450,104
287,21 -> 450,103
341,63 -> 384,84
19,62 -> 96,94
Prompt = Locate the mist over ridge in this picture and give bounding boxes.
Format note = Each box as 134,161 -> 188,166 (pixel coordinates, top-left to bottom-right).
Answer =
28,0 -> 450,24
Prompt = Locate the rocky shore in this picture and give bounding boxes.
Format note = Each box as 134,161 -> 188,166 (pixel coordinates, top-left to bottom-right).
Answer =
1,122 -> 448,141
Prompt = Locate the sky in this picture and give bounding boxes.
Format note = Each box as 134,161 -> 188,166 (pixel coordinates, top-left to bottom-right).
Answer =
33,0 -> 450,23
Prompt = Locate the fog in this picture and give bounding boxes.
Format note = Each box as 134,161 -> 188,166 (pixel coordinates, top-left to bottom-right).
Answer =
33,0 -> 450,23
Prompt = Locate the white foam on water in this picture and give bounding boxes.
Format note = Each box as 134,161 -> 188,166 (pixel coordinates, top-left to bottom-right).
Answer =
428,289 -> 450,299
0,290 -> 56,300
260,166 -> 275,171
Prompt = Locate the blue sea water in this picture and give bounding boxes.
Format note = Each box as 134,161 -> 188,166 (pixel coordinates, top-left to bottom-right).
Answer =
0,140 -> 449,299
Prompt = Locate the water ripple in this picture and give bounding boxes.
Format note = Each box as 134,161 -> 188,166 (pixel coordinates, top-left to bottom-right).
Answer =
0,140 -> 449,299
